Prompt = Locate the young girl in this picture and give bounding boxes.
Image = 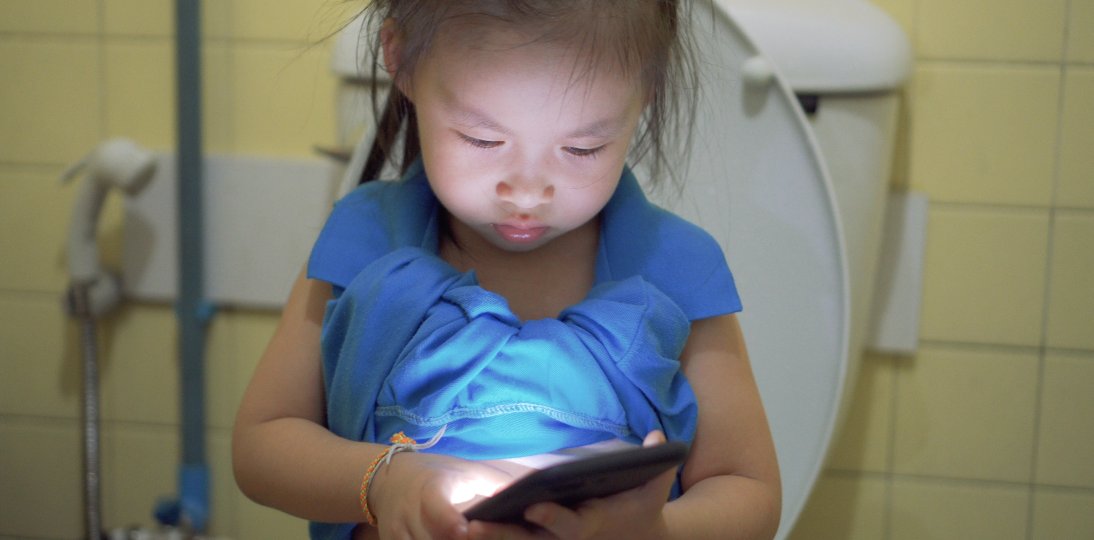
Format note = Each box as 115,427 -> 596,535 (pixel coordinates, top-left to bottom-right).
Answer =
233,1 -> 781,539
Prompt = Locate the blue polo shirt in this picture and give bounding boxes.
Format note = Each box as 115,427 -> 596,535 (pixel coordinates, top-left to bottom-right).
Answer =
307,161 -> 740,538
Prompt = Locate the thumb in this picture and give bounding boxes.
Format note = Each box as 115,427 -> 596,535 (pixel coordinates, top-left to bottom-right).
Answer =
641,430 -> 677,499
642,429 -> 667,447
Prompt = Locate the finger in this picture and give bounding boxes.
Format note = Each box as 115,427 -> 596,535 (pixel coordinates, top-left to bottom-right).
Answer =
467,519 -> 545,540
422,478 -> 470,540
525,502 -> 591,540
453,492 -> 491,513
640,430 -> 675,499
644,460 -> 678,500
642,429 -> 666,447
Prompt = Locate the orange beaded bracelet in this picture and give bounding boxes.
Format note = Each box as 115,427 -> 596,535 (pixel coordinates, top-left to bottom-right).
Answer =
359,427 -> 447,526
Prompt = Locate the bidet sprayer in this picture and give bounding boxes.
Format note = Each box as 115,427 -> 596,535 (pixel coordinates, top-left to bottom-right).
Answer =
63,138 -> 156,316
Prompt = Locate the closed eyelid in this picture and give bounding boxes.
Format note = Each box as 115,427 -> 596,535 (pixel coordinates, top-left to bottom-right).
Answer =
441,91 -> 627,141
565,145 -> 607,158
457,132 -> 503,148
565,119 -> 626,140
442,97 -> 512,135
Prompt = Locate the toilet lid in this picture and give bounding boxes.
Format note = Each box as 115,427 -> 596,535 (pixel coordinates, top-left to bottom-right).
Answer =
641,2 -> 849,535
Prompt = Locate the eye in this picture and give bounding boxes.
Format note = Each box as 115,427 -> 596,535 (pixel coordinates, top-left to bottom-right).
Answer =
458,133 -> 503,149
564,145 -> 606,159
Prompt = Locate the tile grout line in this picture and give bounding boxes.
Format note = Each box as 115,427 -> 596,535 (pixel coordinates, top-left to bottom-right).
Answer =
883,353 -> 901,540
1025,3 -> 1072,537
823,467 -> 1094,494
884,2 -> 923,535
98,0 -> 108,142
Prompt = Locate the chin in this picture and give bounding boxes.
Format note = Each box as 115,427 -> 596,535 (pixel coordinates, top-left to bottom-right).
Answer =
491,237 -> 550,253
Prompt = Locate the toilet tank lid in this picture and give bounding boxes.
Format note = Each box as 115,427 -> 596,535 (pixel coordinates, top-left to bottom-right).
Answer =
719,0 -> 912,93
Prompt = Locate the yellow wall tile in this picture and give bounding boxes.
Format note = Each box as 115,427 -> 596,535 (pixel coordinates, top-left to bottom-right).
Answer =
917,0 -> 1066,61
97,429 -> 237,536
103,0 -> 171,37
0,0 -> 98,34
1058,68 -> 1094,209
1036,352 -> 1094,488
887,91 -> 913,189
891,478 -> 1029,540
1032,488 -> 1094,540
102,0 -> 233,39
1046,213 -> 1094,349
868,0 -> 915,38
236,489 -> 310,540
909,64 -> 1059,207
231,45 -> 337,156
0,421 -> 83,539
100,304 -> 179,424
231,0 -> 355,42
0,296 -> 80,418
893,346 -> 1038,482
1068,0 -> 1094,63
204,308 -> 278,453
102,425 -> 179,529
202,0 -> 233,40
1,167 -> 74,292
826,353 -> 895,473
0,167 -> 126,291
920,207 -> 1049,346
203,43 -> 236,153
227,309 -> 280,415
0,38 -> 102,164
104,40 -> 176,150
205,314 -> 237,430
788,473 -> 887,540
206,432 -> 239,536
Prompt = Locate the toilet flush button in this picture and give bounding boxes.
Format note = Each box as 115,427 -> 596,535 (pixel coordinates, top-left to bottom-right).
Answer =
742,56 -> 775,87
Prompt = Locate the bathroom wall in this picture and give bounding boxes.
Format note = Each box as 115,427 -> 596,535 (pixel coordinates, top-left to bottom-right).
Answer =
790,0 -> 1094,538
0,0 -> 345,537
1,1 -> 1091,540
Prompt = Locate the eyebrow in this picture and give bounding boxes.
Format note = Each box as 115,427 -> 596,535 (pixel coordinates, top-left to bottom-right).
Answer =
441,90 -> 628,140
446,100 -> 513,135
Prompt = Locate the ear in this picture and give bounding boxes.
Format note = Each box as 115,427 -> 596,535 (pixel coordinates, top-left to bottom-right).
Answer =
379,18 -> 412,98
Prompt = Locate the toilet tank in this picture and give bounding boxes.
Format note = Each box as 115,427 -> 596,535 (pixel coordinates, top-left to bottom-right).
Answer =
721,0 -> 912,391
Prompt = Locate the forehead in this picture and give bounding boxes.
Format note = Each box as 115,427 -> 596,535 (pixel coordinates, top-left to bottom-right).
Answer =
433,16 -> 641,84
421,47 -> 640,136
419,24 -> 641,104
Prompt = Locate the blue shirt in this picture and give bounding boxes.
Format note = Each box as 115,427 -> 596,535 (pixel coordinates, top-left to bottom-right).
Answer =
307,161 -> 740,538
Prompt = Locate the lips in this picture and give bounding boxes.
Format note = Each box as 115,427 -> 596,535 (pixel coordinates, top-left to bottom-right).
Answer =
493,222 -> 549,244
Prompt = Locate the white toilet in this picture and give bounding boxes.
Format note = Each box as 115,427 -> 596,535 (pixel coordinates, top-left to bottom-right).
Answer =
331,1 -> 911,536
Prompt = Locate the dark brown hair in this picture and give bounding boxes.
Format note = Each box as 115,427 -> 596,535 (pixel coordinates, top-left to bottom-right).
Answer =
355,0 -> 697,188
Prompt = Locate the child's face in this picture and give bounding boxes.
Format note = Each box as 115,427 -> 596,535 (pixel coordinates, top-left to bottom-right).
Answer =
404,30 -> 645,253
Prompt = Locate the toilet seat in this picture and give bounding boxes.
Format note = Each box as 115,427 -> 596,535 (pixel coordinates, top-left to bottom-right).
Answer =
641,3 -> 849,535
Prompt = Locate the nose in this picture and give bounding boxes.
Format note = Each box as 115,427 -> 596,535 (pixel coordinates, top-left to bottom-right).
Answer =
496,175 -> 555,210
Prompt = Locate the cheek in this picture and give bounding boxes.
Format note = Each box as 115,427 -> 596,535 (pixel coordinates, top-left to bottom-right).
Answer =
560,175 -> 619,218
428,172 -> 492,224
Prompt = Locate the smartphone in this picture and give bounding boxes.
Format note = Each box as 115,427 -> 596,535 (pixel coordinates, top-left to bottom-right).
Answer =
463,441 -> 688,527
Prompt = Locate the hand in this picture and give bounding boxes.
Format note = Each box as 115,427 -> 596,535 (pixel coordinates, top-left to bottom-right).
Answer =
368,451 -> 528,540
466,431 -> 676,540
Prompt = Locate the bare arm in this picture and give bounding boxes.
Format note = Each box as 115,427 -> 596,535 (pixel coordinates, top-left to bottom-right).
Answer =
232,271 -> 517,539
663,313 -> 782,539
232,270 -> 387,522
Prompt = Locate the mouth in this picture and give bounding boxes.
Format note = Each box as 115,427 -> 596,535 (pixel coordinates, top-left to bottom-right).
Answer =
492,222 -> 549,244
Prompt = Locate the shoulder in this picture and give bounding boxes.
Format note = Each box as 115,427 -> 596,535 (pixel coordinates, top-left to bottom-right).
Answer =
307,168 -> 437,290
600,170 -> 742,320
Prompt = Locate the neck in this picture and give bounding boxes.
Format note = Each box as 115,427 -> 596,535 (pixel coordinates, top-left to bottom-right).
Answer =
440,212 -> 601,321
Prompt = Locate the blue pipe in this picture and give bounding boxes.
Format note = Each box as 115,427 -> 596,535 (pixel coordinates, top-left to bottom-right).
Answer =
156,0 -> 212,532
